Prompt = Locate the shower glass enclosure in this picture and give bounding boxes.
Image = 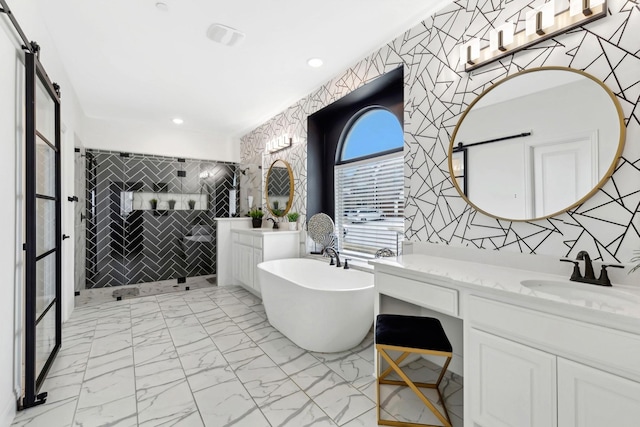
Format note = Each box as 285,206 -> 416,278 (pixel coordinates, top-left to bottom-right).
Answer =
82,149 -> 238,288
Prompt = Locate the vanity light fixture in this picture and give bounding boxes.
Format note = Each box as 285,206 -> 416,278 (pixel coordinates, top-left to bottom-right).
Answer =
172,118 -> 184,125
265,134 -> 292,154
459,39 -> 480,65
489,22 -> 515,52
525,1 -> 555,36
461,0 -> 607,72
570,0 -> 605,16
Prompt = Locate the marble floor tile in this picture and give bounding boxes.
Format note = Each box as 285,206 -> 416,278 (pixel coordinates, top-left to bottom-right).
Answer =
322,351 -> 376,389
164,314 -> 201,329
11,396 -> 78,427
233,311 -> 267,330
73,393 -> 138,427
186,300 -> 218,314
340,407 -> 396,427
290,364 -> 375,425
259,337 -> 321,376
137,378 -> 201,426
258,389 -> 338,427
244,322 -> 285,345
11,287 -> 463,427
211,329 -> 253,353
40,370 -> 85,404
76,366 -> 136,410
193,378 -> 270,427
220,303 -> 256,318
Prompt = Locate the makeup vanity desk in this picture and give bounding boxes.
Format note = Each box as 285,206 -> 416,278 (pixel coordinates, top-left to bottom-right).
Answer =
370,254 -> 640,427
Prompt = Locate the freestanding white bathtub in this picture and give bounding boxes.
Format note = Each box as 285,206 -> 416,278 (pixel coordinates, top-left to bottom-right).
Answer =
257,258 -> 374,353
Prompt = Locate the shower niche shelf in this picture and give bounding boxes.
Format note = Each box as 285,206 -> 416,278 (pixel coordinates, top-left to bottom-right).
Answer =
120,191 -> 208,215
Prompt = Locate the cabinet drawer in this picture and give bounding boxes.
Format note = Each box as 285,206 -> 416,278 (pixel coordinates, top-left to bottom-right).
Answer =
238,233 -> 253,245
377,272 -> 458,316
468,296 -> 640,382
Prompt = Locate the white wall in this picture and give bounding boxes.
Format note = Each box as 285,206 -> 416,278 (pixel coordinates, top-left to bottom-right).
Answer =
0,0 -> 85,422
82,115 -> 241,162
0,17 -> 22,425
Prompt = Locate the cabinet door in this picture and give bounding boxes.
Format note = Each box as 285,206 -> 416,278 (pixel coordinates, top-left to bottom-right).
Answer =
469,328 -> 557,427
239,245 -> 253,287
558,358 -> 640,427
232,244 -> 241,283
253,249 -> 263,294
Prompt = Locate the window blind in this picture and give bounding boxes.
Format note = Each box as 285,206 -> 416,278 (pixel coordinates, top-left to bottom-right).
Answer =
335,153 -> 404,259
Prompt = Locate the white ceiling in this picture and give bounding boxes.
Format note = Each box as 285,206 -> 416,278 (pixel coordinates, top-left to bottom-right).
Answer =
35,0 -> 447,142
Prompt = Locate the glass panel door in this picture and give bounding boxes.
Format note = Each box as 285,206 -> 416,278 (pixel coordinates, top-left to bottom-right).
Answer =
22,52 -> 62,409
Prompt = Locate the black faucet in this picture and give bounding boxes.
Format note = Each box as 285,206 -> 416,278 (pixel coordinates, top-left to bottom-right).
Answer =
323,247 -> 341,268
560,250 -> 624,287
267,218 -> 279,229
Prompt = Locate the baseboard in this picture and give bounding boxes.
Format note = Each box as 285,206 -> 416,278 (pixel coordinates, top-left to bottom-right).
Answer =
0,393 -> 16,427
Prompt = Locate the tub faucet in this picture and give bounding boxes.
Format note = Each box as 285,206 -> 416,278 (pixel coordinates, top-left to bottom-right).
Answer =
267,218 -> 279,229
323,247 -> 341,268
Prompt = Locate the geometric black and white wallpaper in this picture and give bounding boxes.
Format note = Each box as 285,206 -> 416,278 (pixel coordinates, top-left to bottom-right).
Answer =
241,0 -> 640,263
84,149 -> 237,288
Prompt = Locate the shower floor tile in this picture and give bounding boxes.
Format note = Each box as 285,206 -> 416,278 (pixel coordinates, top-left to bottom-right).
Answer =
11,285 -> 463,427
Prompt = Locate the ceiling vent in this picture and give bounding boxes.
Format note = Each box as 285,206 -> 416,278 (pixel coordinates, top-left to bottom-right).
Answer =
206,24 -> 245,47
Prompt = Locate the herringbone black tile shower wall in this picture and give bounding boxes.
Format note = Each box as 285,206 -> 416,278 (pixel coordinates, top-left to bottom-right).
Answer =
85,150 -> 238,288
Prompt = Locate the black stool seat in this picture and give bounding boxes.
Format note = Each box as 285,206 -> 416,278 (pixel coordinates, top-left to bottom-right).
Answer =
375,314 -> 452,352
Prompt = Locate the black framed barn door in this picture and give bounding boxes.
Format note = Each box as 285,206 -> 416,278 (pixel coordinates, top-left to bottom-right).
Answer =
22,51 -> 62,409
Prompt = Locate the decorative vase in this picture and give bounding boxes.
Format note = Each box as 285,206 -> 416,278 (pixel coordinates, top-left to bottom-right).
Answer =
168,200 -> 176,210
150,200 -> 157,210
252,218 -> 262,228
188,201 -> 196,210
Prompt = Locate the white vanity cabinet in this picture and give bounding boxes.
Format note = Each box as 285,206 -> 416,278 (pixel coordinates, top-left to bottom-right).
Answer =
231,230 -> 299,295
370,254 -> 640,427
467,295 -> 640,427
468,329 -> 557,427
557,358 -> 640,427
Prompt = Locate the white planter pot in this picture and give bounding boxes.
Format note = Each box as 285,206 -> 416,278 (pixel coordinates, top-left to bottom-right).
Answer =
288,222 -> 297,231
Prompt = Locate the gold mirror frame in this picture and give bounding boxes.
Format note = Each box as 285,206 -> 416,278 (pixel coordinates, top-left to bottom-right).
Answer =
265,159 -> 294,217
448,66 -> 626,222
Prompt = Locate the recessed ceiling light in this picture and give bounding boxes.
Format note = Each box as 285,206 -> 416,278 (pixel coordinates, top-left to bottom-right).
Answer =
307,58 -> 323,68
155,2 -> 168,12
172,118 -> 184,125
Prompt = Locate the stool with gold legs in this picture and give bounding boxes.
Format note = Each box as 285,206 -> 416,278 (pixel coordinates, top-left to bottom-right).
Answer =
375,314 -> 453,427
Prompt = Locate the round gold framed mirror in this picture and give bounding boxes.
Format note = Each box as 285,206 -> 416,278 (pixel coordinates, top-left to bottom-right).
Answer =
448,66 -> 625,221
265,159 -> 294,217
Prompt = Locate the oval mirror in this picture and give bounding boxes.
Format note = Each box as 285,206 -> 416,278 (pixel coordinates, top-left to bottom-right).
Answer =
265,159 -> 294,217
449,67 -> 625,221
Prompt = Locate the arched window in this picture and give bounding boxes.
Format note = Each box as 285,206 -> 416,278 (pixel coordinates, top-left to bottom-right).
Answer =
339,107 -> 404,162
335,107 -> 404,258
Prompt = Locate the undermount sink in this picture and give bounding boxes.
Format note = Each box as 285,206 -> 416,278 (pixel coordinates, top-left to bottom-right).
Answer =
521,279 -> 640,310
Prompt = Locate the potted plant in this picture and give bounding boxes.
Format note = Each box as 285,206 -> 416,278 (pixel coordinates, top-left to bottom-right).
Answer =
168,199 -> 176,210
249,208 -> 264,228
287,212 -> 300,230
149,198 -> 158,210
188,199 -> 196,210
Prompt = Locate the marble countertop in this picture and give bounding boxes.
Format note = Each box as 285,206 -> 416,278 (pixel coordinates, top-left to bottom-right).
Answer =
232,228 -> 300,235
370,254 -> 640,325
